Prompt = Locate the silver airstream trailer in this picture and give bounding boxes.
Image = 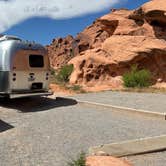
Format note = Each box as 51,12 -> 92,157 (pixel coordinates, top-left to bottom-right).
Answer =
0,35 -> 52,98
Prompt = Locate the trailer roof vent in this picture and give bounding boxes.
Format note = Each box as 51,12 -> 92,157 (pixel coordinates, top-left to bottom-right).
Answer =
0,35 -> 21,42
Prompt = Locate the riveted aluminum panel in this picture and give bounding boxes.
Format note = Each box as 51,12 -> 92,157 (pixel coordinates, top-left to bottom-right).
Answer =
0,40 -> 47,71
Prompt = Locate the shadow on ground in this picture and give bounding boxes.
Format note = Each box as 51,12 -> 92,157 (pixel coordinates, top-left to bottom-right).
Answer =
0,120 -> 14,133
0,97 -> 77,113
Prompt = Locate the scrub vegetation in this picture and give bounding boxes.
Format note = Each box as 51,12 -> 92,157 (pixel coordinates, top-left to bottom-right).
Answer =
50,64 -> 85,93
51,64 -> 74,84
67,152 -> 86,166
67,85 -> 85,93
123,65 -> 152,88
56,64 -> 74,83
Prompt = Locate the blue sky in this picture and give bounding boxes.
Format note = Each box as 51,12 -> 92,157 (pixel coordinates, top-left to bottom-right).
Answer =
3,0 -> 149,45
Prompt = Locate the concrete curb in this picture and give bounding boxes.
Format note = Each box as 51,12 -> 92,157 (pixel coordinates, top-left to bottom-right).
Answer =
89,135 -> 166,157
77,100 -> 166,120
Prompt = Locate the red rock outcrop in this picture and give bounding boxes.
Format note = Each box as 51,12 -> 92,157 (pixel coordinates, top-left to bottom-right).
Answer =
47,0 -> 166,90
46,35 -> 78,69
86,156 -> 132,166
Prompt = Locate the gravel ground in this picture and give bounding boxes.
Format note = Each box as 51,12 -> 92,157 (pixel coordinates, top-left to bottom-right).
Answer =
70,91 -> 166,113
0,97 -> 166,166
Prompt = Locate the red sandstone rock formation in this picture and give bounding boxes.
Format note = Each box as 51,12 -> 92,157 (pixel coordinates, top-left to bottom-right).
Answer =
46,35 -> 78,69
86,156 -> 133,166
47,0 -> 166,90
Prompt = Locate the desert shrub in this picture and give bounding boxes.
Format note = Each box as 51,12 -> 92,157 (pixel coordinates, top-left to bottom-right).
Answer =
50,67 -> 56,76
70,85 -> 82,91
123,65 -> 152,88
67,85 -> 86,93
56,64 -> 74,83
67,152 -> 86,166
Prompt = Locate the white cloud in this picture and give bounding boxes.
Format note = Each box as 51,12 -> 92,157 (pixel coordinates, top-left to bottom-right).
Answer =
0,0 -> 120,33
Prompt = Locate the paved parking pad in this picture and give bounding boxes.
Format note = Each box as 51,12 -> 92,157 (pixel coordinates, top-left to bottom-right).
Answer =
71,91 -> 166,114
0,97 -> 166,166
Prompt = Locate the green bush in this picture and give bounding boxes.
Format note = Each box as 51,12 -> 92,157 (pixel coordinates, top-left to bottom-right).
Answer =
67,85 -> 86,93
56,64 -> 74,83
123,65 -> 152,88
50,67 -> 56,76
67,152 -> 86,166
70,85 -> 82,91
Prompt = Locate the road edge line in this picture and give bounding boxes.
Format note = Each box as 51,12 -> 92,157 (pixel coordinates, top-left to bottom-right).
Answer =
77,100 -> 166,120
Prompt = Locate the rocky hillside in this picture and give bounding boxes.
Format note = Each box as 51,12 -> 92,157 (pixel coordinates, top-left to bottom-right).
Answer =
47,0 -> 166,90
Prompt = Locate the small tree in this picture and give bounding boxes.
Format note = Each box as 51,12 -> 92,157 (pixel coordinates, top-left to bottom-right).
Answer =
56,64 -> 74,83
123,65 -> 152,88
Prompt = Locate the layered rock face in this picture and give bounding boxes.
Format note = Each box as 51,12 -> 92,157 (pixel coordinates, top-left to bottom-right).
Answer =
48,0 -> 166,90
46,35 -> 77,69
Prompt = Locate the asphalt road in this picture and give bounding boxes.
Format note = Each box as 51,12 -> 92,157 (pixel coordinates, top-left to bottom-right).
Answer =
71,91 -> 166,113
0,95 -> 166,166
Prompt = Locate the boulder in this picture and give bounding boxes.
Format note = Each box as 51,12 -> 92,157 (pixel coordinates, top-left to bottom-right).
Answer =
86,156 -> 133,166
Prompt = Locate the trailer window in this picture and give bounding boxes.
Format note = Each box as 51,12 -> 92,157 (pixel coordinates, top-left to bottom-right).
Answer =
29,55 -> 44,68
